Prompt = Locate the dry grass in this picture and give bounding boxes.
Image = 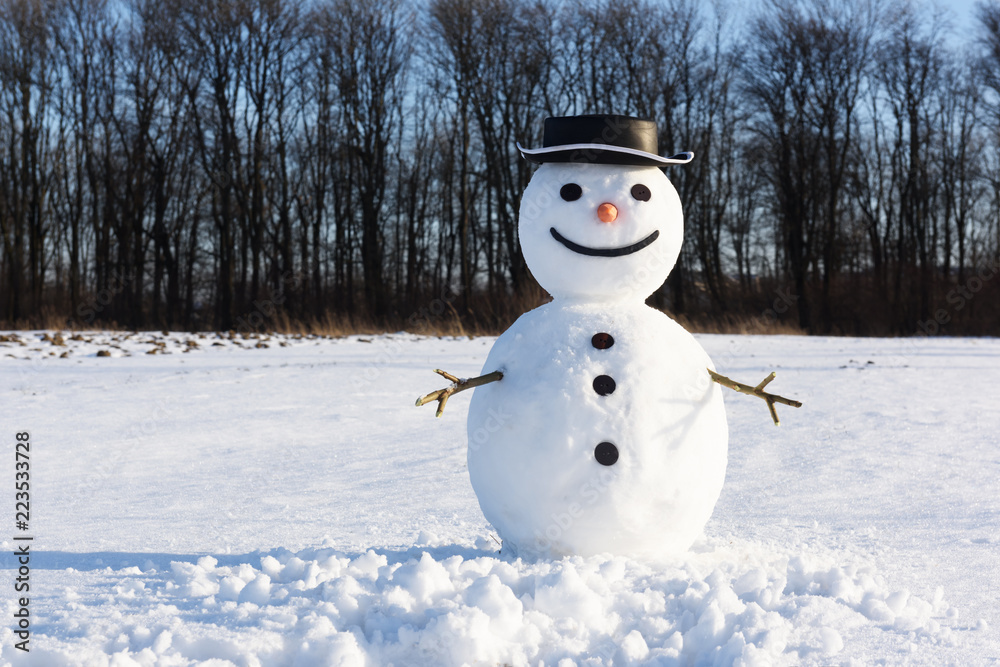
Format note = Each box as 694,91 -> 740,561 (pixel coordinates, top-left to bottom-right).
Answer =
672,312 -> 806,336
263,292 -> 808,338
0,306 -> 79,332
269,310 -> 386,338
12,275 -> 998,337
0,298 -> 806,338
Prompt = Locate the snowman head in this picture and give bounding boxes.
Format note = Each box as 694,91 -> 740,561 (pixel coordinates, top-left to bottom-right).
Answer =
517,115 -> 692,302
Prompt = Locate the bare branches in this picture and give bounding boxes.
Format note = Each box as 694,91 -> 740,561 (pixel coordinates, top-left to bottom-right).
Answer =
708,369 -> 802,427
416,369 -> 503,418
2,0 -> 1000,334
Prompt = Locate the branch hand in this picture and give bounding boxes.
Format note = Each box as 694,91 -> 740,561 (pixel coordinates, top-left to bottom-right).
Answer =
708,369 -> 802,426
416,369 -> 504,417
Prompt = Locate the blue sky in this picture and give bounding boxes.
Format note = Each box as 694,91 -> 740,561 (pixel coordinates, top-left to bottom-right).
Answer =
949,0 -> 983,35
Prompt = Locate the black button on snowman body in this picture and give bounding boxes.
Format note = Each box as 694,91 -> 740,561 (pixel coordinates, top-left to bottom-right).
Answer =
592,374 -> 616,397
465,115 -> 729,559
591,333 -> 617,464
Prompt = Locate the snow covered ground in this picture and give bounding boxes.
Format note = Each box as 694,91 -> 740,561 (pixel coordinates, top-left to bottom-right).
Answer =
1,329 -> 998,665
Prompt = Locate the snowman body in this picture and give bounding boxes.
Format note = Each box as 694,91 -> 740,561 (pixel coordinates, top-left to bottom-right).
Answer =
466,161 -> 728,559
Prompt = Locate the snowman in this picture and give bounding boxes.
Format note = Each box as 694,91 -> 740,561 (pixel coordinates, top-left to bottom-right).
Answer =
418,115 -> 800,559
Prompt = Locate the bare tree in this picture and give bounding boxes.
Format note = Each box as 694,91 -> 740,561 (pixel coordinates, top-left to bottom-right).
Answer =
876,3 -> 946,330
428,0 -> 554,311
1,0 -> 997,334
170,0 -> 248,330
743,0 -> 875,332
978,1 -> 1000,268
0,0 -> 58,321
316,0 -> 409,319
938,60 -> 985,290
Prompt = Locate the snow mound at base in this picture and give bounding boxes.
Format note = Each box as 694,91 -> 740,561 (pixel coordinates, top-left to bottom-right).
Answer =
4,536 -> 970,666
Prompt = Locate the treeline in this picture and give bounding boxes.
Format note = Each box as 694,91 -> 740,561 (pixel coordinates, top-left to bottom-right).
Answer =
2,0 -> 999,335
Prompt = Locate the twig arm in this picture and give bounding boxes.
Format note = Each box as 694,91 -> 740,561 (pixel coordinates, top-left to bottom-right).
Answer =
708,369 -> 802,426
416,369 -> 504,417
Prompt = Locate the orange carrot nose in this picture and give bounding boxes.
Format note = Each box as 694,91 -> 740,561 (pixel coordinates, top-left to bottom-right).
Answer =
597,203 -> 618,223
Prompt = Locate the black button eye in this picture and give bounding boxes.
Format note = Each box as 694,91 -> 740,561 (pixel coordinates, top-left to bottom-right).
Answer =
560,183 -> 582,201
592,333 -> 614,349
595,442 -> 619,466
630,184 -> 651,201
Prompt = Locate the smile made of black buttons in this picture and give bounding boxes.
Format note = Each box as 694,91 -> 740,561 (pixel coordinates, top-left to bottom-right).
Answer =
591,332 -> 619,467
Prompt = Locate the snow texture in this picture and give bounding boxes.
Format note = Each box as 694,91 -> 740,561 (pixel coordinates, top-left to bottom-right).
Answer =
518,163 -> 682,302
467,300 -> 727,559
1,330 -> 999,665
468,162 -> 727,560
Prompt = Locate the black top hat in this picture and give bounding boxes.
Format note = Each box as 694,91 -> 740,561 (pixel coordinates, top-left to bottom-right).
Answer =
517,115 -> 693,167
